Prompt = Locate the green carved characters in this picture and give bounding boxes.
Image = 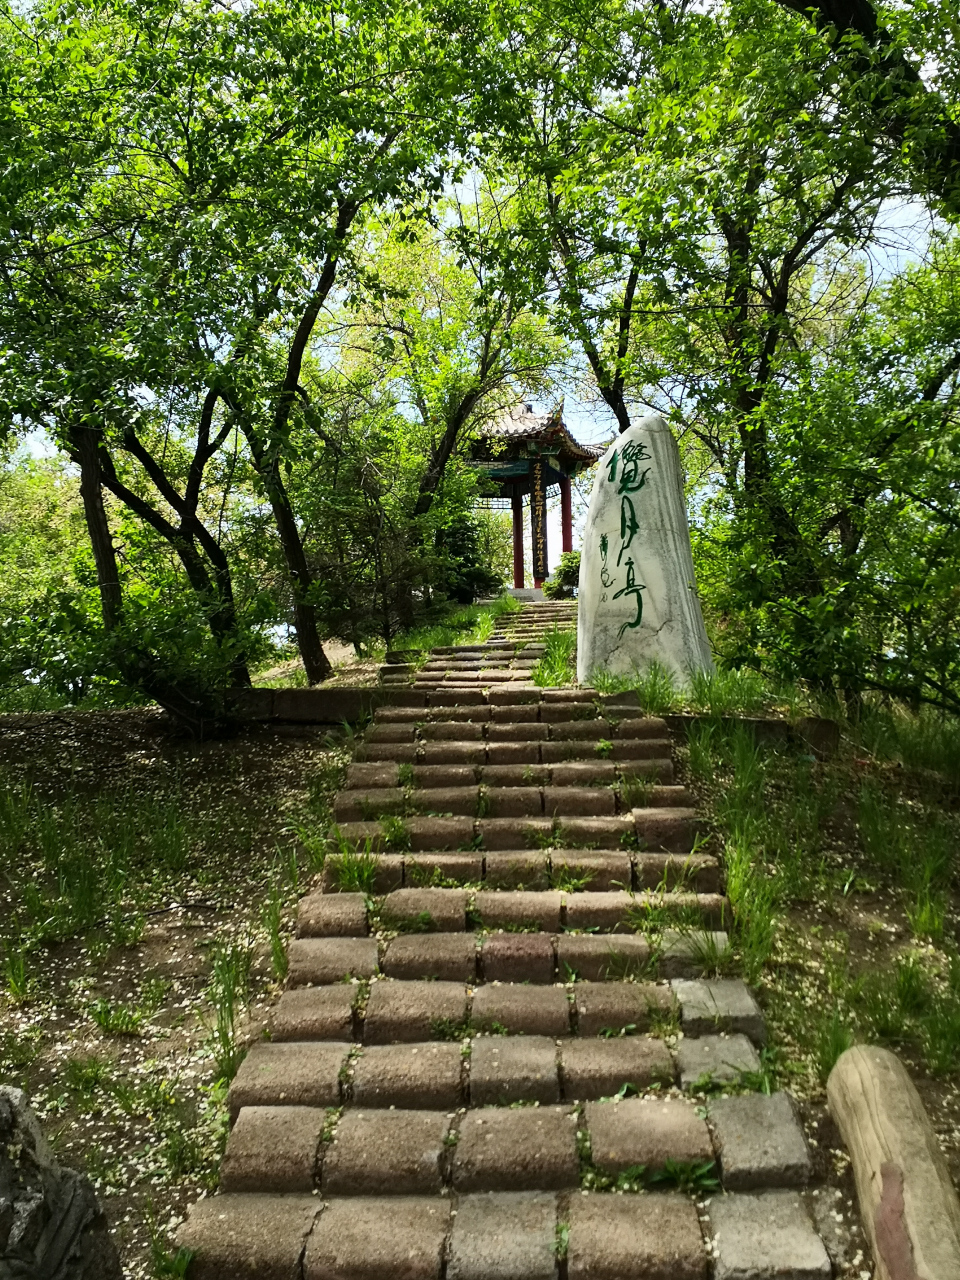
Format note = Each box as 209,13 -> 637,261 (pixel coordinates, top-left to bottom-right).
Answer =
600,439 -> 651,636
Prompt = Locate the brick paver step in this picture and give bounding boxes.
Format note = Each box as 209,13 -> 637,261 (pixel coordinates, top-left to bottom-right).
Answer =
297,885 -> 730,937
217,1091 -> 812,1199
178,1187 -> 835,1280
284,927 -> 729,987
329,806 -> 699,853
264,976 -> 757,1046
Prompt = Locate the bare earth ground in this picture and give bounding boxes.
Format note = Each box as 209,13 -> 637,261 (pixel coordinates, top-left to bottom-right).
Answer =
0,703 -> 957,1276
0,708 -> 344,1277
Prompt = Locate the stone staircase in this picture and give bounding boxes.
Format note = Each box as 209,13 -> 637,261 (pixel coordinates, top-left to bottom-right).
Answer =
179,603 -> 836,1280
379,600 -> 579,690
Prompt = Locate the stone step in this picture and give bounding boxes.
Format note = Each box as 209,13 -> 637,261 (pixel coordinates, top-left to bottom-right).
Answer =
330,807 -> 700,853
286,928 -> 729,987
252,975 -> 760,1052
333,782 -> 690,820
181,1182 -> 832,1280
344,763 -> 689,802
371,705 -> 667,729
297,887 -> 729,937
318,849 -> 718,894
219,1084 -> 809,1202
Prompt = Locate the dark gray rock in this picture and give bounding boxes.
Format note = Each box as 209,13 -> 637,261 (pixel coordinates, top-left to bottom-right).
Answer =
0,1085 -> 122,1280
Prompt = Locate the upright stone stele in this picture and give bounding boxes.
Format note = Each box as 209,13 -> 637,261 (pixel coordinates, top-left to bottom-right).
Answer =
577,414 -> 713,684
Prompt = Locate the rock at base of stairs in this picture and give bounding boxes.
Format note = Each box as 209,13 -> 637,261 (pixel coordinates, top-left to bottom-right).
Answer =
0,1086 -> 122,1280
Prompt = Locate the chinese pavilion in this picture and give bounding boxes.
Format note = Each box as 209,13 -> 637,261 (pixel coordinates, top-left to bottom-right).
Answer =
470,403 -> 602,588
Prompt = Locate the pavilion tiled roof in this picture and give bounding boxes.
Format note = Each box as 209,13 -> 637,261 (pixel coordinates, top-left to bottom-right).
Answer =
479,403 -> 602,466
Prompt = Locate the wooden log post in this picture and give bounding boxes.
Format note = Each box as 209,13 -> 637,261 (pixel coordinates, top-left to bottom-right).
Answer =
827,1044 -> 960,1280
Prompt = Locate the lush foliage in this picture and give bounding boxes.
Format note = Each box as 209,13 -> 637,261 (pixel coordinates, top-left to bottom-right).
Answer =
2,0 -> 960,720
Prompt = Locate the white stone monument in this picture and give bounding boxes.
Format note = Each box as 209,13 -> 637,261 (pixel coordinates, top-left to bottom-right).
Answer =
577,414 -> 714,684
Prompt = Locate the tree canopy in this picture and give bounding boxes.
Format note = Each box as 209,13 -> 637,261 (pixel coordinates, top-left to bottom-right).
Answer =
1,0 -> 959,723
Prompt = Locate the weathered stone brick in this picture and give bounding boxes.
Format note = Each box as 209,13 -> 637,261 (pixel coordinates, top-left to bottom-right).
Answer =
709,1092 -> 812,1189
406,816 -> 476,851
453,1106 -> 578,1192
560,1038 -> 674,1100
344,762 -> 400,789
573,982 -> 674,1037
411,765 -> 479,788
420,722 -> 483,740
178,1193 -> 319,1280
486,741 -> 542,764
477,817 -> 553,851
407,786 -> 479,816
610,738 -> 674,762
632,853 -> 718,892
469,1035 -> 560,1105
297,891 -> 367,938
483,786 -> 543,818
584,1096 -> 713,1173
474,890 -> 563,932
472,984 -> 570,1037
382,933 -> 477,982
363,980 -> 469,1043
322,1108 -> 450,1195
304,1197 -> 451,1280
658,930 -> 731,979
367,723 -> 416,743
481,764 -> 550,785
481,932 -> 555,983
333,788 -> 405,822
632,808 -> 700,852
320,853 -> 402,895
355,742 -> 419,763
709,1191 -> 830,1280
490,705 -> 540,722
556,933 -> 650,982
403,852 -> 483,887
447,1193 -> 558,1280
672,979 -> 766,1044
550,762 -> 618,785
350,1042 -> 464,1109
488,688 -> 540,705
549,720 -> 612,741
556,816 -> 634,848
488,722 -> 548,741
562,891 -> 634,932
227,1042 -> 349,1119
431,688 -> 486,705
615,755 -> 674,781
567,1192 -> 706,1280
676,1033 -> 760,1090
551,851 -> 632,893
271,986 -> 357,1042
220,1105 -> 324,1192
543,787 -> 616,817
420,741 -> 485,765
483,851 -> 550,890
380,889 -> 468,932
286,937 -> 379,987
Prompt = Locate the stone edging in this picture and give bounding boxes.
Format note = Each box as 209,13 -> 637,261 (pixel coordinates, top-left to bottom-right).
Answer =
225,687 -> 840,756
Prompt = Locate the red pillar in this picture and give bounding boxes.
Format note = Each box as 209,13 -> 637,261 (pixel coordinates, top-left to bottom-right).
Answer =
511,493 -> 524,589
559,474 -> 573,554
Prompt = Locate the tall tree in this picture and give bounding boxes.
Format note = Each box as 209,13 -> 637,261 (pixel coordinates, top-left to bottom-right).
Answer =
0,0 -> 489,712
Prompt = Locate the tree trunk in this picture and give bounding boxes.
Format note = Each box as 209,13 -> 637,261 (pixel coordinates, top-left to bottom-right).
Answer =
245,436 -> 332,683
73,426 -> 123,631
